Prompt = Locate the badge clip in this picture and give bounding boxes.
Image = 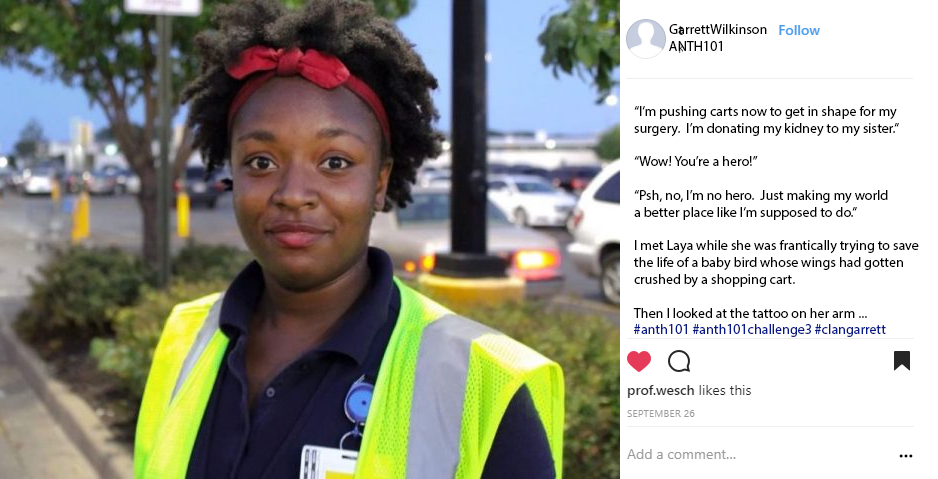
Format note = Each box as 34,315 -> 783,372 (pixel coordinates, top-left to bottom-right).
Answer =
340,375 -> 373,450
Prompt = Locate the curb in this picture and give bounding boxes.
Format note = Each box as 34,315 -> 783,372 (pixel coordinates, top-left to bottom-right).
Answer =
0,297 -> 133,479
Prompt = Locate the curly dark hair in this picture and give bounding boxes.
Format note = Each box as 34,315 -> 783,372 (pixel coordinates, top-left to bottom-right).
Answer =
181,0 -> 442,211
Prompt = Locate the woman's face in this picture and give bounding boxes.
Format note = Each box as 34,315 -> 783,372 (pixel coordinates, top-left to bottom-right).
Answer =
229,77 -> 391,291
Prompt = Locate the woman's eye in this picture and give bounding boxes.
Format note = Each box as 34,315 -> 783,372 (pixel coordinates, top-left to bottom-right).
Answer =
246,156 -> 276,171
323,156 -> 351,170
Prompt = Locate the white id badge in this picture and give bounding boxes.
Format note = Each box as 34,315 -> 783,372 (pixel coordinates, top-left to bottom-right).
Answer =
298,445 -> 358,479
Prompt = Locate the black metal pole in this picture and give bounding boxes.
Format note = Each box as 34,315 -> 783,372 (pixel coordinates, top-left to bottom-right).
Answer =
435,0 -> 505,278
451,0 -> 486,255
157,15 -> 173,287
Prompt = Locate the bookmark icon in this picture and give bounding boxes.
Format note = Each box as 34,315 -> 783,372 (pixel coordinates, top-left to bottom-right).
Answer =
894,351 -> 910,371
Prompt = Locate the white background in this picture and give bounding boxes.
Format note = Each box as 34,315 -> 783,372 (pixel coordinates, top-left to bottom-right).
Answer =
622,1 -> 937,477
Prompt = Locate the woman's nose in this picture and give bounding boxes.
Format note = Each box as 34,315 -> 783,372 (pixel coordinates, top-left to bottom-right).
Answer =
272,161 -> 320,210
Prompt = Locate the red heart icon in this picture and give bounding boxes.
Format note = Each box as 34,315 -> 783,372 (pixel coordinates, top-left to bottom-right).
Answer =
627,351 -> 651,372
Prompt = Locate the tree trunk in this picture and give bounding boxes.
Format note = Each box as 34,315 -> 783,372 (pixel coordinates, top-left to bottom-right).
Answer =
135,157 -> 160,268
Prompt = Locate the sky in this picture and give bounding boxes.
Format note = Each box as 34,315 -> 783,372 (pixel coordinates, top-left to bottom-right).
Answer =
0,0 -> 620,153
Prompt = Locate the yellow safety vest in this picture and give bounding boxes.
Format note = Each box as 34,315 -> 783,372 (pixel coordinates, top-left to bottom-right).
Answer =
134,279 -> 564,478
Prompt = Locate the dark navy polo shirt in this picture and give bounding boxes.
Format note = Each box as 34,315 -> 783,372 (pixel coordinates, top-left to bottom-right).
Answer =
186,247 -> 555,478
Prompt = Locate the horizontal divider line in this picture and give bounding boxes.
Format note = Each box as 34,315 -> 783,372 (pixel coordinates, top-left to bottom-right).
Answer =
625,337 -> 915,339
626,425 -> 913,428
625,77 -> 913,80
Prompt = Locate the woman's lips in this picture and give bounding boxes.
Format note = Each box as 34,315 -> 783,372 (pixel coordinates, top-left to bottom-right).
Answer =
269,231 -> 325,248
266,223 -> 329,248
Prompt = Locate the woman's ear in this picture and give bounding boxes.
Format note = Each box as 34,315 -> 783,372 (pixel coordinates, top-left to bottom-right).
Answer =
374,158 -> 393,212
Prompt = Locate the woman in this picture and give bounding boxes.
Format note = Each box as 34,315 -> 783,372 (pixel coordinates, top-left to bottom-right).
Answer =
134,1 -> 564,478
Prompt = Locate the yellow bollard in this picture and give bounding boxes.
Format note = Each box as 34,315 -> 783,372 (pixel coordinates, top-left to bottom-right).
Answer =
51,179 -> 61,205
417,273 -> 525,311
177,191 -> 190,238
71,192 -> 90,243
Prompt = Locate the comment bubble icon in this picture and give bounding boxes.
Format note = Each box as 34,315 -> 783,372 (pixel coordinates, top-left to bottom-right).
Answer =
668,350 -> 691,372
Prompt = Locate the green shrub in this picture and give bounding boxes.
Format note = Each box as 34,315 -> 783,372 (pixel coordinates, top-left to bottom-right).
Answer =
173,241 -> 253,284
458,301 -> 620,479
90,279 -> 229,400
16,246 -> 152,340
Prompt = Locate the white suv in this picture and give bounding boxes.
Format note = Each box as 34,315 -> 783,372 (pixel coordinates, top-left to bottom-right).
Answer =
567,160 -> 620,304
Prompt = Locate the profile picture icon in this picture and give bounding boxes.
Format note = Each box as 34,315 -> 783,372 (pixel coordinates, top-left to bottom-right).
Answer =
627,19 -> 665,59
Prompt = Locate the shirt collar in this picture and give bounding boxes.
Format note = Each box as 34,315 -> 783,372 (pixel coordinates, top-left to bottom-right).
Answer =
219,247 -> 396,366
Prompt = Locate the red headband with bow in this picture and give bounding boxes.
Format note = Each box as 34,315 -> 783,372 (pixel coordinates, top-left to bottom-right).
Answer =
226,46 -> 391,145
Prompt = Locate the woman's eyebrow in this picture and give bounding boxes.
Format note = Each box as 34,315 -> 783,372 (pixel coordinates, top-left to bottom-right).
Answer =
235,130 -> 277,143
316,127 -> 367,145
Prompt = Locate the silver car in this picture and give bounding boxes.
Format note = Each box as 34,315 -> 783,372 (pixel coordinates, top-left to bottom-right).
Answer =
370,188 -> 564,297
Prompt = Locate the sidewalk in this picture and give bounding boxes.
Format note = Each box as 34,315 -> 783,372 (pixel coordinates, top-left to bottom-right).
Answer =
0,304 -> 99,478
0,200 -> 99,477
0,352 -> 97,478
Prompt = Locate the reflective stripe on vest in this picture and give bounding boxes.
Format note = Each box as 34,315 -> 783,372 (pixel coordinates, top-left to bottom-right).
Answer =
135,279 -> 564,479
406,315 -> 494,477
135,292 -> 228,479
172,295 -> 224,400
402,316 -> 564,478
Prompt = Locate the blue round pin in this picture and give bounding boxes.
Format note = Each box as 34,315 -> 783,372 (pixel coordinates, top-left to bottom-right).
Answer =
344,379 -> 373,425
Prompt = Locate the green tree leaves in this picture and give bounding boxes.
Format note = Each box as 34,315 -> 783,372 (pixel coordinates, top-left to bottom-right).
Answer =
537,0 -> 619,102
14,118 -> 47,159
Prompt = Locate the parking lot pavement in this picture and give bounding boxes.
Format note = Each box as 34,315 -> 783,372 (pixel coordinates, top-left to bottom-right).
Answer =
0,198 -> 51,298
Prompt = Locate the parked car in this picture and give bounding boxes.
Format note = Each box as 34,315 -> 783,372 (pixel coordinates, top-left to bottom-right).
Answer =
0,168 -> 14,193
98,165 -> 140,194
20,167 -> 58,195
9,168 -> 27,192
550,165 -> 602,194
487,162 -> 512,174
63,166 -> 140,195
370,188 -> 564,297
487,163 -> 550,179
117,169 -> 141,194
174,165 -> 228,209
85,169 -> 121,195
424,175 -> 451,188
487,174 -> 577,227
0,168 -> 12,197
63,171 -> 84,193
417,169 -> 451,188
567,160 -> 620,304
505,164 -> 551,180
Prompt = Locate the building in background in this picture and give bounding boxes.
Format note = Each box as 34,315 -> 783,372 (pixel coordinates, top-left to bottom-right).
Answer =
431,131 -> 601,170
